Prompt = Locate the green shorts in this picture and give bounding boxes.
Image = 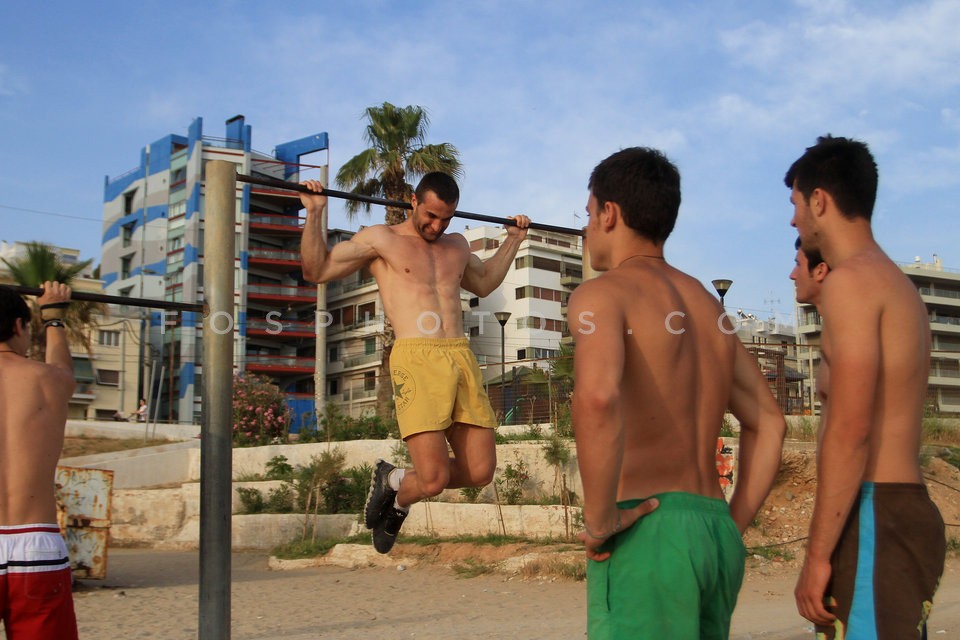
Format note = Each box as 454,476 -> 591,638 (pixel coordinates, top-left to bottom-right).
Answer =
587,492 -> 746,640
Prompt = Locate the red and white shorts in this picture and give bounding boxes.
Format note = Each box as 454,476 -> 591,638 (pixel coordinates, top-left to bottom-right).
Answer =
0,524 -> 78,640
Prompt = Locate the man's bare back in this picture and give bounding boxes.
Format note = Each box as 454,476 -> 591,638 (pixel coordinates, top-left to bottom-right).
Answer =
0,357 -> 72,524
572,259 -> 739,500
0,282 -> 75,526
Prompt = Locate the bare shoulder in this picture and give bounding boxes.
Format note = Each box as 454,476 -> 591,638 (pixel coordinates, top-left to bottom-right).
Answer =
568,277 -> 622,326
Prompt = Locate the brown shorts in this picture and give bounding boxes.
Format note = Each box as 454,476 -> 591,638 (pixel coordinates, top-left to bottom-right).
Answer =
817,482 -> 945,640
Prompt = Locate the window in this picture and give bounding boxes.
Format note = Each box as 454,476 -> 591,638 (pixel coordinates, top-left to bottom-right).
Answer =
329,379 -> 340,395
123,189 -> 137,215
120,254 -> 133,280
96,369 -> 120,386
328,346 -> 339,362
363,371 -> 376,391
469,326 -> 480,337
122,223 -> 135,248
517,349 -> 526,360
469,297 -> 479,308
358,301 -> 376,323
364,337 -> 376,355
98,330 -> 121,347
341,305 -> 355,326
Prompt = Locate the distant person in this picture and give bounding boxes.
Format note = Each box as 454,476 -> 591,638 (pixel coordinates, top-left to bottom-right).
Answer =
134,397 -> 148,423
0,282 -> 79,639
569,147 -> 786,638
786,135 -> 945,638
299,172 -> 531,553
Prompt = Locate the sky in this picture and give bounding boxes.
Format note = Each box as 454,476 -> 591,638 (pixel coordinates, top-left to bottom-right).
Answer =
2,0 -> 959,324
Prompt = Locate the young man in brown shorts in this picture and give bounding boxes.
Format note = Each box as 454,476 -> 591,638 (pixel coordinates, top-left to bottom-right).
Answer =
300,172 -> 530,553
787,135 -> 945,639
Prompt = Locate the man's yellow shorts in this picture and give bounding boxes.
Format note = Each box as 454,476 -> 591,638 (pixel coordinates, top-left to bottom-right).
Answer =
390,338 -> 497,439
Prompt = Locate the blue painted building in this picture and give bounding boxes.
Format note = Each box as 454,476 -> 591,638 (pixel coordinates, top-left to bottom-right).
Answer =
101,116 -> 328,428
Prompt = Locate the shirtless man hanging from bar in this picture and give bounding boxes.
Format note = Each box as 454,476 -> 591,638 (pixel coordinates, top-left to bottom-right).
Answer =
299,172 -> 530,553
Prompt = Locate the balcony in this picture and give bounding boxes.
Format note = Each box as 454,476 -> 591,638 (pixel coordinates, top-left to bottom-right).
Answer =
342,388 -> 377,402
244,353 -> 314,375
249,212 -> 303,237
246,318 -> 315,339
326,277 -> 377,298
341,351 -> 380,370
246,283 -> 317,304
559,273 -> 582,289
247,247 -> 301,273
71,382 -> 96,404
930,316 -> 960,335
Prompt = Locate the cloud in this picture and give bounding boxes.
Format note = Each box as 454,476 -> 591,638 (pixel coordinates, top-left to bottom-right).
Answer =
0,63 -> 28,98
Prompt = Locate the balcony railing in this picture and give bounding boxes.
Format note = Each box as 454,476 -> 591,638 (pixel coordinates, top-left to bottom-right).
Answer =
249,212 -> 303,229
342,352 -> 380,369
246,318 -> 315,334
327,277 -> 377,296
248,248 -> 300,262
244,354 -> 315,370
247,283 -> 317,300
342,388 -> 376,401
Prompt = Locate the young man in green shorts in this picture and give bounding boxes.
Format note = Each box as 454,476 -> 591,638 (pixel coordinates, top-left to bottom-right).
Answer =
568,147 -> 787,638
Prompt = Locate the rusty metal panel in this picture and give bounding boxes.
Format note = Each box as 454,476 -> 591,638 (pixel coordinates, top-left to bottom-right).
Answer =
55,466 -> 113,579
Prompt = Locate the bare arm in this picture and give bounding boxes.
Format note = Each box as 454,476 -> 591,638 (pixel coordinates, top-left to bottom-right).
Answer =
795,270 -> 876,625
569,283 -> 658,560
460,216 -> 530,296
299,180 -> 379,283
727,341 -> 786,532
37,281 -> 75,395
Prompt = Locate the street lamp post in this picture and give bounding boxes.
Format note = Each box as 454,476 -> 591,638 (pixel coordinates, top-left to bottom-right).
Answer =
494,311 -> 511,422
712,279 -> 733,309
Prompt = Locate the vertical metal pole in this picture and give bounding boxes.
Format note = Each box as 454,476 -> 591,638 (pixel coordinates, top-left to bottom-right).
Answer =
200,160 -> 236,640
313,164 -> 328,432
500,325 -> 506,419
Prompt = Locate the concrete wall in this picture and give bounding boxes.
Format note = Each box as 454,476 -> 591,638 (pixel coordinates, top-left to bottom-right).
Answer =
88,437 -> 744,550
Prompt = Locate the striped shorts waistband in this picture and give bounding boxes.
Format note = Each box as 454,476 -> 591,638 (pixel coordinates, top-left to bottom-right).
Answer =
0,524 -> 61,535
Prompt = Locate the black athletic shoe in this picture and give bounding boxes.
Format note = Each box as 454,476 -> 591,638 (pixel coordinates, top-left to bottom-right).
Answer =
364,459 -> 397,530
372,506 -> 409,554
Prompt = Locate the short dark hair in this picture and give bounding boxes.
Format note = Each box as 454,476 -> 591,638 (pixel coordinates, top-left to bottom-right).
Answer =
794,237 -> 825,273
415,172 -> 459,205
0,286 -> 31,342
784,135 -> 878,221
589,147 -> 681,245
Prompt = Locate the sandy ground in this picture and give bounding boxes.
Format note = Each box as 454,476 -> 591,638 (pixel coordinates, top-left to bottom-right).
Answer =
63,549 -> 960,639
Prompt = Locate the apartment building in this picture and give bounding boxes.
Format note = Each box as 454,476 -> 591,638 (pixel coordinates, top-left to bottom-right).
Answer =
795,254 -> 960,414
101,115 -> 328,425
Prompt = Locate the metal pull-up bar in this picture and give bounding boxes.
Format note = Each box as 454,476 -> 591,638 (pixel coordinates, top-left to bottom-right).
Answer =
236,173 -> 585,237
7,285 -> 203,314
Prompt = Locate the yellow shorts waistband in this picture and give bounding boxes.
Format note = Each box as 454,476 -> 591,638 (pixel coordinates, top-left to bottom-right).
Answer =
393,337 -> 470,349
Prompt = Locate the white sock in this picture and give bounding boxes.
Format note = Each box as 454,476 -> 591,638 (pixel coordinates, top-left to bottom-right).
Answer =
387,468 -> 405,491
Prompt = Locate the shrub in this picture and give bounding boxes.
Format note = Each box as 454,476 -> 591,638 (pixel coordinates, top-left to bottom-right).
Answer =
495,454 -> 530,505
236,487 -> 265,514
232,374 -> 291,446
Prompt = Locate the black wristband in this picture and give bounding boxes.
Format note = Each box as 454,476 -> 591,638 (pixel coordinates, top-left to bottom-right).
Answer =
40,302 -> 70,310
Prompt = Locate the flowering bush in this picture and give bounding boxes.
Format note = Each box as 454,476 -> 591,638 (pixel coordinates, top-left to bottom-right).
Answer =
232,374 -> 291,446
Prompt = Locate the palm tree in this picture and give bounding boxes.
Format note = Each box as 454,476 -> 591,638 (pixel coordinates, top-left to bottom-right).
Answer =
1,241 -> 105,357
334,102 -> 463,416
336,102 -> 463,225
